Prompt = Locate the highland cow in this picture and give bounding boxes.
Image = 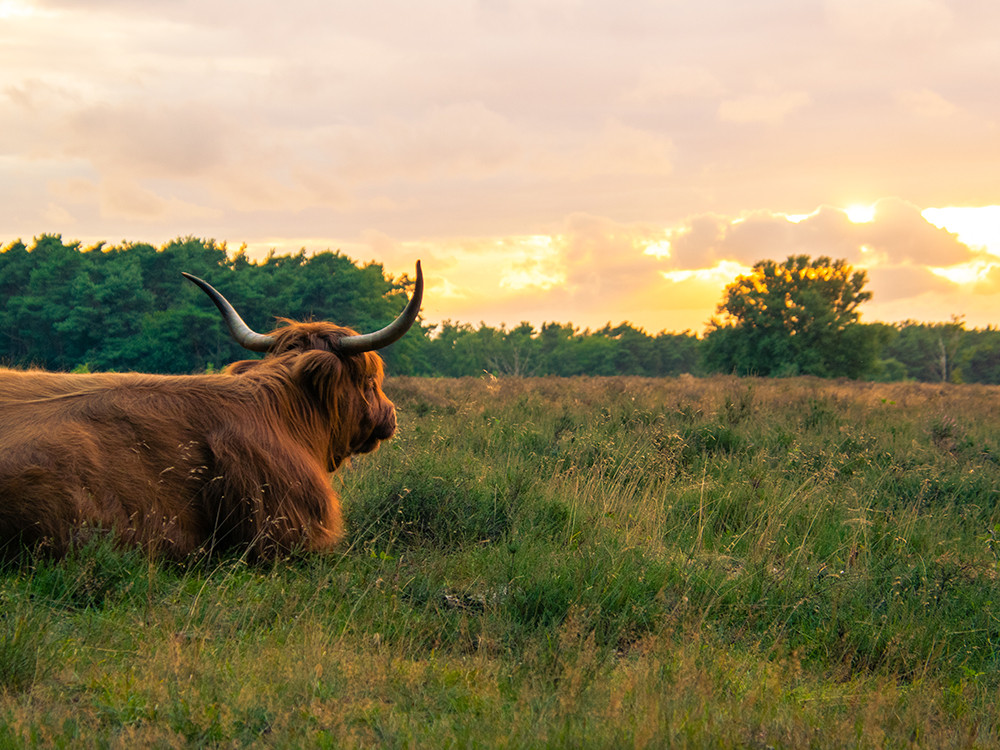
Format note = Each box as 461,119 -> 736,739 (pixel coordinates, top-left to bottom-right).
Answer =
0,262 -> 422,559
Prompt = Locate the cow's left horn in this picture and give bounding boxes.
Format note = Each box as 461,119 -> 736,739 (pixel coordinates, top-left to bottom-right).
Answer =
338,260 -> 424,354
181,272 -> 276,353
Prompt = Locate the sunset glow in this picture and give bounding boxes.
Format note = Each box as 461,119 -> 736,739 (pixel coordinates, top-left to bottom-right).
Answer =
0,1 -> 32,18
929,259 -> 1000,286
662,260 -> 752,286
923,206 -> 1000,256
644,241 -> 672,259
1,1 -> 998,332
845,204 -> 877,224
498,236 -> 565,292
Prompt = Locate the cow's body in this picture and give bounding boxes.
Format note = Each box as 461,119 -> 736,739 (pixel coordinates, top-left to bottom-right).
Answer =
0,265 -> 421,559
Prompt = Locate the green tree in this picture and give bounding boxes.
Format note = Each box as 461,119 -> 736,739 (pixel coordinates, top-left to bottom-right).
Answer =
654,331 -> 702,376
703,255 -> 878,378
483,322 -> 538,377
959,327 -> 1000,384
2,235 -> 88,369
882,318 -> 967,383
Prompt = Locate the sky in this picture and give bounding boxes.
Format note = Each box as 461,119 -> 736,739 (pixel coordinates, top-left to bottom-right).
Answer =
1,0 -> 999,334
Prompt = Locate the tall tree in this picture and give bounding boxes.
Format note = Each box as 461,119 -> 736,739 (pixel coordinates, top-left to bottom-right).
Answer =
703,255 -> 878,378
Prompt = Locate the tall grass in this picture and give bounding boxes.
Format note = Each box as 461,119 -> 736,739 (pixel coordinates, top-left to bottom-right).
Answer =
1,376 -> 998,747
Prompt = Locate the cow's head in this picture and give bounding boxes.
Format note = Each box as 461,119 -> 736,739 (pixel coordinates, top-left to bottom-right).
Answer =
183,262 -> 422,470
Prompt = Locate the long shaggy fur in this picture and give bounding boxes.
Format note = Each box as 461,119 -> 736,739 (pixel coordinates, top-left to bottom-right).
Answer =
0,321 -> 396,559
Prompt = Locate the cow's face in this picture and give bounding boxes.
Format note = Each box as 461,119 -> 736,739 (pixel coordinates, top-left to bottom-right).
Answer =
318,350 -> 396,470
351,362 -> 397,456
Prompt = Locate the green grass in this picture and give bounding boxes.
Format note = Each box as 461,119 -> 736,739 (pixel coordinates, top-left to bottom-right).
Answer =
2,375 -> 1000,747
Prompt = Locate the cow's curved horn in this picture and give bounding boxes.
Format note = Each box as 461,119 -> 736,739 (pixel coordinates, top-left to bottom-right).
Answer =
181,272 -> 276,353
338,261 -> 424,354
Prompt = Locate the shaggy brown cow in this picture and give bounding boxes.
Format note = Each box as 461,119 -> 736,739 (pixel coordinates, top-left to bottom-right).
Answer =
0,262 -> 422,559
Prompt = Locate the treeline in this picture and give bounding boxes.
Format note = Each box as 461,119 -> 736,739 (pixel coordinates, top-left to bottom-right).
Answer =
2,236 -> 999,383
417,321 -> 700,377
419,318 -> 1000,383
0,235 -> 414,374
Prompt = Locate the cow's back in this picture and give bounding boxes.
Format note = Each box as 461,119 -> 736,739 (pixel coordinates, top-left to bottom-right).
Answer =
0,368 -> 246,555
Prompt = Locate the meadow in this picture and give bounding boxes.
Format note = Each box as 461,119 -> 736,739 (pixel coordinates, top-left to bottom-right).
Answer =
1,375 -> 999,748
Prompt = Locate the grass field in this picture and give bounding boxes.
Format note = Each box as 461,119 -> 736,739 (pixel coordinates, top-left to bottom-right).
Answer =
2,375 -> 999,748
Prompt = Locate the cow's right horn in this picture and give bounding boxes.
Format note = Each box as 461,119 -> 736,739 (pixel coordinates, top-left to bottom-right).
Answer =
338,261 -> 423,354
182,273 -> 276,353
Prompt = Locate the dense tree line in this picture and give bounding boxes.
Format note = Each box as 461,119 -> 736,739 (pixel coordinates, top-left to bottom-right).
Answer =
0,235 -> 416,374
2,236 -> 999,382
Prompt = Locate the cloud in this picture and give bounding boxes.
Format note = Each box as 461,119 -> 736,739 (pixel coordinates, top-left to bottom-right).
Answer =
923,206 -> 1000,256
894,88 -> 959,119
866,264 -> 954,302
664,210 -> 860,270
320,102 -> 523,184
662,199 -> 976,271
48,174 -> 221,223
624,65 -> 726,103
824,0 -> 954,42
544,121 -> 674,179
718,91 -> 810,124
555,213 -> 664,296
864,198 -> 972,266
65,102 -> 234,178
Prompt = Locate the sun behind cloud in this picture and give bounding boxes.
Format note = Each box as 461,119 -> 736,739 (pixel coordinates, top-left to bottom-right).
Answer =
845,204 -> 877,223
923,206 -> 1000,257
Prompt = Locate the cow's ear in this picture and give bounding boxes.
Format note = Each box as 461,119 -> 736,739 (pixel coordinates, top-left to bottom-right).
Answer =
290,350 -> 344,401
